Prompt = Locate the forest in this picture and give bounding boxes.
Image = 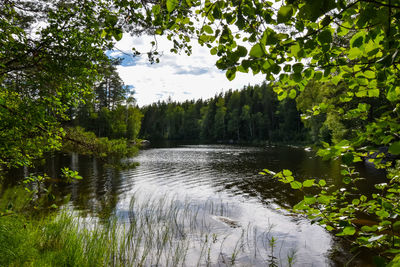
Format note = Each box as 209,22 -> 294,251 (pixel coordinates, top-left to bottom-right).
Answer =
140,82 -> 308,143
72,60 -> 142,141
1,0 -> 400,266
139,80 -> 367,145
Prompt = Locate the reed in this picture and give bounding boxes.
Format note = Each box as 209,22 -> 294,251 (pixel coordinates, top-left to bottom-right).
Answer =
0,193 -> 297,266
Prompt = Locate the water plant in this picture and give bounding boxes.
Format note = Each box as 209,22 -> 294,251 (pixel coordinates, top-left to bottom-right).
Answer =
0,191 -> 301,266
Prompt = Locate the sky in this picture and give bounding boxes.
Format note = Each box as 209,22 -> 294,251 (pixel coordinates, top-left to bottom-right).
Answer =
111,34 -> 266,106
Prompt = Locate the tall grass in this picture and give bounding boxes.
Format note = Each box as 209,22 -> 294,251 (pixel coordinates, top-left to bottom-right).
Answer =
0,193 -> 297,266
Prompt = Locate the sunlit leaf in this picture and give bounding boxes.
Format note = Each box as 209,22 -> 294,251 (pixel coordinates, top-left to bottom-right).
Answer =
289,89 -> 297,99
167,0 -> 177,12
303,179 -> 314,187
337,226 -> 356,236
348,47 -> 362,60
249,43 -> 265,58
277,5 -> 293,23
283,169 -> 292,176
290,181 -> 302,189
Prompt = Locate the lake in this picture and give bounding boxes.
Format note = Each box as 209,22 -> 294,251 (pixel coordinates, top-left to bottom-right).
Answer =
5,144 -> 386,266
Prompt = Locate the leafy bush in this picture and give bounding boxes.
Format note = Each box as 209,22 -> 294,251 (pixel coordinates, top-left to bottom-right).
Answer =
62,126 -> 138,159
261,158 -> 400,265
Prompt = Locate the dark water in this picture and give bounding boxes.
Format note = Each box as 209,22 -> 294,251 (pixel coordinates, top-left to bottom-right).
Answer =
4,144 -> 386,266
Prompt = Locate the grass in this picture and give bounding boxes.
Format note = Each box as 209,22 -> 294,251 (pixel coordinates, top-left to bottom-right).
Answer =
0,193 -> 298,266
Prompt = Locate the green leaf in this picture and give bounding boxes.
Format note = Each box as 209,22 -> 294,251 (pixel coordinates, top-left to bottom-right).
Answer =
318,180 -> 326,186
292,73 -> 302,82
226,68 -> 236,81
364,70 -> 375,78
112,29 -> 123,41
368,89 -> 379,97
278,91 -> 287,101
384,249 -> 400,254
337,226 -> 356,236
304,195 -> 316,204
263,169 -> 276,175
348,47 -> 362,60
293,200 -> 308,210
236,46 -> 248,57
283,169 -> 292,176
290,43 -> 301,58
314,71 -> 322,80
292,63 -> 303,73
289,89 -> 297,99
152,4 -> 161,15
387,86 -> 400,102
326,225 -> 334,231
383,201 -> 393,210
290,181 -> 302,189
277,91 -> 287,101
318,29 -> 332,44
303,179 -> 314,187
277,5 -> 293,23
105,14 -> 118,26
237,65 -> 248,73
350,31 -> 365,48
167,0 -> 177,13
331,75 -> 341,85
202,25 -> 213,34
285,175 -> 294,183
317,195 -> 330,204
361,225 -> 378,232
389,141 -> 400,155
212,6 -> 222,19
342,176 -> 351,184
393,221 -> 400,231
249,43 -> 265,58
376,209 -> 389,218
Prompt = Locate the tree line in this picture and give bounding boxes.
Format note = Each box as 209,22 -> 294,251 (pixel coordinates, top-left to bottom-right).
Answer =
140,82 -> 308,143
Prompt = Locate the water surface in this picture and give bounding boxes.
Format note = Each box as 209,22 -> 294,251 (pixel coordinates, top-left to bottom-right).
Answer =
6,144 -> 386,266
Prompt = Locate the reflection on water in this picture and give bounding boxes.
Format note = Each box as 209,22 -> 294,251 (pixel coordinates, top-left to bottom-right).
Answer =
3,145 -> 386,266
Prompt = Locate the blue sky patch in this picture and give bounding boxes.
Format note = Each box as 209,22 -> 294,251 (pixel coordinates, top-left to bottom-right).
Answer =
106,50 -> 139,67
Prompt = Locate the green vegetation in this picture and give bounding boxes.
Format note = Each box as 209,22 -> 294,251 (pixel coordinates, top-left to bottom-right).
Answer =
63,127 -> 139,160
0,194 -> 296,266
140,82 -> 307,143
72,60 -> 143,141
1,1 -> 110,171
232,0 -> 400,264
0,1 -> 143,174
62,59 -> 142,165
2,0 -> 400,265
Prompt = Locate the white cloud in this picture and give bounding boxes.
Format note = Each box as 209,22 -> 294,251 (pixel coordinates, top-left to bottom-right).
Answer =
114,34 -> 265,106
